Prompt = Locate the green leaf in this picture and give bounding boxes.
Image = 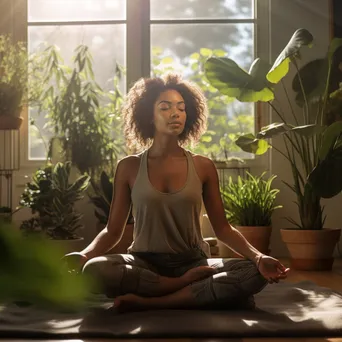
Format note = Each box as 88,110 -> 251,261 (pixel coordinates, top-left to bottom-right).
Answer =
205,57 -> 250,98
161,56 -> 174,64
248,58 -> 272,91
201,135 -> 212,142
292,59 -> 327,106
267,28 -> 314,84
308,146 -> 342,198
204,57 -> 274,102
200,48 -> 212,57
257,122 -> 292,138
319,121 -> 342,160
291,124 -> 325,136
213,49 -> 226,57
235,134 -> 270,155
327,37 -> 342,61
189,52 -> 200,60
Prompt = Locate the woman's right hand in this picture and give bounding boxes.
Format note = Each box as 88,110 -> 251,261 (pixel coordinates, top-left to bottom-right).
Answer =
62,252 -> 88,274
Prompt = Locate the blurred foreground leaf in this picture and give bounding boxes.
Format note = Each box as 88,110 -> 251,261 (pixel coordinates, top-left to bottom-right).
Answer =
0,221 -> 95,310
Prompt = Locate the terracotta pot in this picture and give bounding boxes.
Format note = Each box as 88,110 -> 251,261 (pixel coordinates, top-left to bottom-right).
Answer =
106,224 -> 134,255
49,237 -> 85,256
217,225 -> 272,258
280,228 -> 341,271
0,116 -> 23,130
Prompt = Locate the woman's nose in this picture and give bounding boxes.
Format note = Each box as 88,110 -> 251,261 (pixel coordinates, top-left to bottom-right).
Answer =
170,111 -> 179,118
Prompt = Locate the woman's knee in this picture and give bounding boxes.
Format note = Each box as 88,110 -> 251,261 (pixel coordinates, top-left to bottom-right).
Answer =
82,255 -> 123,277
221,259 -> 267,295
82,255 -> 127,296
191,259 -> 267,306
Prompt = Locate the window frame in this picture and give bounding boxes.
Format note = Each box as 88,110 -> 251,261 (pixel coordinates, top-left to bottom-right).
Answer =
9,0 -> 270,170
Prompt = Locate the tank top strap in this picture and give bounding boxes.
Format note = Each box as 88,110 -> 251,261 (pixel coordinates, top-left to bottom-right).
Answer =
184,149 -> 197,182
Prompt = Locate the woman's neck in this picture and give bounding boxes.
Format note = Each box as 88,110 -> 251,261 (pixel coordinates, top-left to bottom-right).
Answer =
149,138 -> 183,158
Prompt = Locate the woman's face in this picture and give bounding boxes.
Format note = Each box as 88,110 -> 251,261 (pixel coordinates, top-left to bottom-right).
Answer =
153,89 -> 186,137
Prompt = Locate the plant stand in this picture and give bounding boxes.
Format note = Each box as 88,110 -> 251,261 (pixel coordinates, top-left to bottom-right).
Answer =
0,117 -> 22,217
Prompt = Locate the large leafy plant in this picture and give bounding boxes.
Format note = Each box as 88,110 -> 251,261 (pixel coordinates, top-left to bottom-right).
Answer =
19,162 -> 90,239
33,44 -> 125,181
205,28 -> 342,230
222,172 -> 282,226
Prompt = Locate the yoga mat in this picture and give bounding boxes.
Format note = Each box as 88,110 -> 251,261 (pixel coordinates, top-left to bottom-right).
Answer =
0,281 -> 341,338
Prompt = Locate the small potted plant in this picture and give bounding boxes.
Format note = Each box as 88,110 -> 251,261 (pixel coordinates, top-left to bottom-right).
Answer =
218,172 -> 282,257
19,161 -> 90,254
89,170 -> 134,254
0,35 -> 42,129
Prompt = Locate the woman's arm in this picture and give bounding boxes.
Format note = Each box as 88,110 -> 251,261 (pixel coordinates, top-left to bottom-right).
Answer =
200,157 -> 262,264
80,157 -> 133,260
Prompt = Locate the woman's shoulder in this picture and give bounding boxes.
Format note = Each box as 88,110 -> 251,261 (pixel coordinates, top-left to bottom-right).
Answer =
117,151 -> 145,170
186,150 -> 216,182
187,150 -> 214,167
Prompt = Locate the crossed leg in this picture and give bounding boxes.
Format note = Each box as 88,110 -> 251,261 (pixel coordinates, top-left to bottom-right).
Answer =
113,258 -> 268,312
82,253 -> 216,298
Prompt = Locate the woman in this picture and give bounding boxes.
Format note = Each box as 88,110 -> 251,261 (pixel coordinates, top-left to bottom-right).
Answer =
65,73 -> 289,313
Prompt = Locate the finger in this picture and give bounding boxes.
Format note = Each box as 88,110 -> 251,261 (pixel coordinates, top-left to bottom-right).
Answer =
276,261 -> 287,272
276,273 -> 288,279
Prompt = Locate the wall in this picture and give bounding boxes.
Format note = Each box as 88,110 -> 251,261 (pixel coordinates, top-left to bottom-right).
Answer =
268,0 -> 342,257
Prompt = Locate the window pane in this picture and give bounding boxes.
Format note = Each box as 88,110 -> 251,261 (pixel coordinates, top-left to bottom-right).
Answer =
28,25 -> 126,159
151,23 -> 254,160
28,0 -> 126,22
151,0 -> 253,20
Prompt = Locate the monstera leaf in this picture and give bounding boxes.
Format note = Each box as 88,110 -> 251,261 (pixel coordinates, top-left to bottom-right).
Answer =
236,124 -> 325,155
204,57 -> 274,102
308,144 -> 342,198
292,37 -> 342,106
267,28 -> 314,84
234,134 -> 270,155
308,122 -> 342,198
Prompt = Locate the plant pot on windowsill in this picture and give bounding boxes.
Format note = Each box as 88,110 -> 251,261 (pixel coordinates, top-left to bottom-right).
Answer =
280,228 -> 341,271
0,115 -> 23,130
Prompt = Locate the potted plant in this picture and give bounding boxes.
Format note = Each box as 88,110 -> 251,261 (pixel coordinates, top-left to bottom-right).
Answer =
0,35 -> 42,130
204,28 -> 342,270
19,161 -> 90,254
218,172 -> 281,258
0,35 -> 26,129
89,170 -> 134,254
33,44 -> 125,182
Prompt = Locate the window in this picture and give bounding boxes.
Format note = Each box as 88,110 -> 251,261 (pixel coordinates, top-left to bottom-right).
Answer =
150,0 -> 255,160
24,0 -> 264,162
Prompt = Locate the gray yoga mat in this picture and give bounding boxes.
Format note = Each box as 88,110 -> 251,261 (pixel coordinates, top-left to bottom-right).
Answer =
0,281 -> 341,338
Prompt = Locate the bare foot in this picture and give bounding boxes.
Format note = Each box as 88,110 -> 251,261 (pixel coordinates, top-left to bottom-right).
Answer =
182,265 -> 216,284
113,294 -> 147,313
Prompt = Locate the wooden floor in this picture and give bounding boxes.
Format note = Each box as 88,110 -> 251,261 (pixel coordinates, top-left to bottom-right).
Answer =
5,258 -> 342,342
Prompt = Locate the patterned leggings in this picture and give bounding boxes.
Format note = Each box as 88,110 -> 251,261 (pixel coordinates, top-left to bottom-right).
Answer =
82,248 -> 268,309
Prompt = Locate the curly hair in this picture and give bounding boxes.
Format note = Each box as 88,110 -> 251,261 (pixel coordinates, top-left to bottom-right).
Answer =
122,73 -> 208,151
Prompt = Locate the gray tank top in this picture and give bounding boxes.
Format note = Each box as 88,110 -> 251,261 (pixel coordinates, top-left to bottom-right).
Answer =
127,149 -> 210,256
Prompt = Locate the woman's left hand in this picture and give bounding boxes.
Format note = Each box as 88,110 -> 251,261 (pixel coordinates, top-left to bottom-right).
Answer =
257,255 -> 290,284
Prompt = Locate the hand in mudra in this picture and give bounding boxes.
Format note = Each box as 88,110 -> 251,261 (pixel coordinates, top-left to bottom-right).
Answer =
257,255 -> 290,284
62,252 -> 88,275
